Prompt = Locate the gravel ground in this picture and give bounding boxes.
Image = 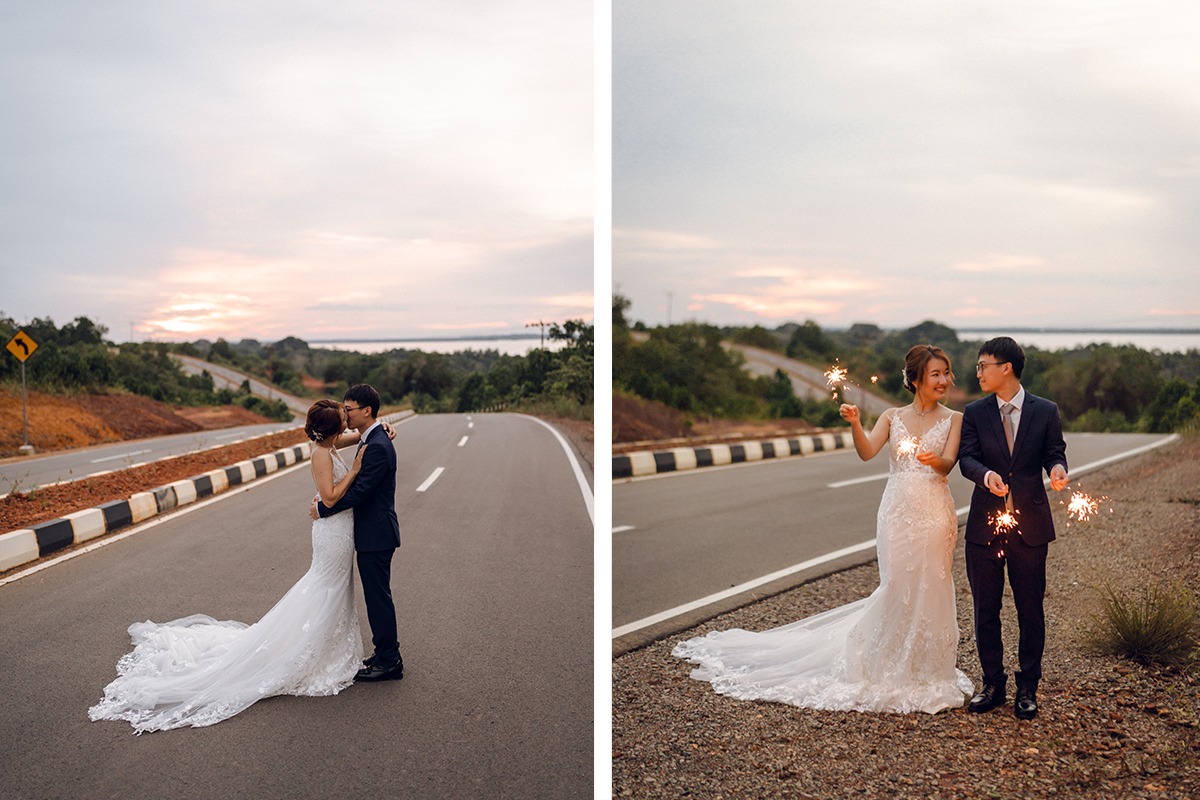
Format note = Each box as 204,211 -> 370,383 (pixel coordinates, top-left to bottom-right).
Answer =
613,434 -> 1200,800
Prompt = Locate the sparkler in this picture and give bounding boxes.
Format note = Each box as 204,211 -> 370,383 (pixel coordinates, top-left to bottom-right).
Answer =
895,436 -> 920,456
1066,492 -> 1099,522
990,508 -> 1019,560
870,376 -> 878,384
1059,485 -> 1110,527
824,361 -> 849,401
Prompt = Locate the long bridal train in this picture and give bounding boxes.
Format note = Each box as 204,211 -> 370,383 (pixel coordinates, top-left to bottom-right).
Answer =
673,414 -> 974,715
89,454 -> 363,733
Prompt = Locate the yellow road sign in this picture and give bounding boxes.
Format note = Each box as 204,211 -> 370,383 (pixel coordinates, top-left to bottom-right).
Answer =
6,330 -> 38,362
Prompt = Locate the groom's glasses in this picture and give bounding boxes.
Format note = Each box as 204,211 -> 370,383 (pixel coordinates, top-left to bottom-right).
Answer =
344,405 -> 366,412
975,361 -> 1008,373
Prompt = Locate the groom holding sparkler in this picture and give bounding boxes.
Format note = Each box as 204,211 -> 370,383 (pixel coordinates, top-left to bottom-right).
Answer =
959,336 -> 1069,720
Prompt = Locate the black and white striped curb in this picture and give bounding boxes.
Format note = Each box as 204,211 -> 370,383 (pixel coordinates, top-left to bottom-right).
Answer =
612,430 -> 855,479
0,411 -> 412,573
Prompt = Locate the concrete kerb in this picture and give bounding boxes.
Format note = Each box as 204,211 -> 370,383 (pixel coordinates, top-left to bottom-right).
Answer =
612,430 -> 856,479
0,411 -> 413,573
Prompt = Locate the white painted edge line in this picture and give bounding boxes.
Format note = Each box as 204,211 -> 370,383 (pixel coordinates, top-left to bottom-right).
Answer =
613,434 -> 1180,639
514,413 -> 595,524
612,539 -> 878,639
0,459 -> 313,590
416,467 -> 445,493
612,525 -> 635,534
457,436 -> 468,447
90,448 -> 153,464
828,472 -> 888,488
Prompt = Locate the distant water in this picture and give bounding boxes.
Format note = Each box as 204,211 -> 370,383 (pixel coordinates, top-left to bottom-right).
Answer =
310,337 -> 566,356
955,330 -> 1200,353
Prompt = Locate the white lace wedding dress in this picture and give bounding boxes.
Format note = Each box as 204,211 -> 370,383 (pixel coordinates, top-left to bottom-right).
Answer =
673,414 -> 974,714
89,452 -> 363,733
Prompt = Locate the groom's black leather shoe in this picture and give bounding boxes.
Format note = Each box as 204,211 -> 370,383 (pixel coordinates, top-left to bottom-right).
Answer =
356,658 -> 403,682
363,653 -> 377,668
968,682 -> 1007,713
1014,688 -> 1038,720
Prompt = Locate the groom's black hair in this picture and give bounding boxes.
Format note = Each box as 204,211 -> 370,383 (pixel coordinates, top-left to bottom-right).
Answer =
344,384 -> 380,418
979,337 -> 1025,379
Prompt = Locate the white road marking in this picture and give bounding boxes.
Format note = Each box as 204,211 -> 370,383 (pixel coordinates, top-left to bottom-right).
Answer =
828,473 -> 888,488
612,539 -> 878,639
468,422 -> 474,429
90,449 -> 152,464
457,436 -> 469,447
514,414 -> 594,524
416,467 -> 445,492
0,459 -> 313,589
612,525 -> 635,534
614,435 -> 1180,639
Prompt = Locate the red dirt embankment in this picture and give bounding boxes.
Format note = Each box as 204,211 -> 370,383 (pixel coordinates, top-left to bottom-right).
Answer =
613,393 -> 822,453
0,388 -> 274,457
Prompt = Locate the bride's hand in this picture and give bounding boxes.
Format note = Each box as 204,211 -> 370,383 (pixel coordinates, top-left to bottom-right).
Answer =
381,421 -> 396,440
351,445 -> 368,475
915,450 -> 938,466
839,404 -> 860,424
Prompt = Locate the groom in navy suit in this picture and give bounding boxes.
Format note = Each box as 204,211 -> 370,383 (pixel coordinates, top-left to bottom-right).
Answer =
959,337 -> 1068,720
310,384 -> 404,682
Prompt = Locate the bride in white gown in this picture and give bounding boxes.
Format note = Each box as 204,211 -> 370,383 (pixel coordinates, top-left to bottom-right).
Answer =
89,400 -> 383,733
673,345 -> 975,714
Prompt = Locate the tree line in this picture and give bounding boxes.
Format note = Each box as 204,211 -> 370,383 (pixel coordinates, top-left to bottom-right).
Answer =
614,295 -> 1200,434
1,314 -> 593,420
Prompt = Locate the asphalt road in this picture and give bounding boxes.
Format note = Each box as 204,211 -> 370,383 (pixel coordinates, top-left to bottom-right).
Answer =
0,420 -> 299,494
171,354 -> 312,417
731,344 -> 896,417
613,431 -> 1174,632
0,413 -> 593,800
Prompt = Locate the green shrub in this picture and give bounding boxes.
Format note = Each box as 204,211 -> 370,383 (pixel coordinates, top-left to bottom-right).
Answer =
1085,580 -> 1199,668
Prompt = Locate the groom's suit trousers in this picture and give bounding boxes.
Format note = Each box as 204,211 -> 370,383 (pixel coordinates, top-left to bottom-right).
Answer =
358,549 -> 400,666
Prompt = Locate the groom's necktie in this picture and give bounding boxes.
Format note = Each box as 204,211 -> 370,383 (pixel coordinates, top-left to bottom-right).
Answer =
1000,402 -> 1016,511
1000,402 -> 1016,454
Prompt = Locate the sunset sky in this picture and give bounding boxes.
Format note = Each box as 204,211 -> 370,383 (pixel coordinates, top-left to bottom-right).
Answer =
1,1 -> 592,343
614,1 -> 1200,331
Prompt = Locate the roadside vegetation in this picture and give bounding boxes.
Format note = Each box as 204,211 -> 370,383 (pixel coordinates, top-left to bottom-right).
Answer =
613,295 -> 1200,436
1,313 -> 593,422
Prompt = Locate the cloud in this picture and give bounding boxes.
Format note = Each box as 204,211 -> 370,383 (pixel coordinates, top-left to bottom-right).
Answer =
0,1 -> 593,342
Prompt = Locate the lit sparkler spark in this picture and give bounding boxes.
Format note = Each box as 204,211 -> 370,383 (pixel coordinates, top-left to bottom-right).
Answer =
824,364 -> 848,387
896,436 -> 919,456
1066,491 -> 1099,522
990,507 -> 1020,560
870,376 -> 878,384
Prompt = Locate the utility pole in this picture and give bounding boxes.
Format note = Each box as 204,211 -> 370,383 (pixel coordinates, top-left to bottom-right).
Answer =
525,320 -> 552,349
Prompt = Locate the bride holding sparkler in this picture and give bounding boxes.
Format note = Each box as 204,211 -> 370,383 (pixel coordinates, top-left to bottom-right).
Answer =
673,345 -> 974,714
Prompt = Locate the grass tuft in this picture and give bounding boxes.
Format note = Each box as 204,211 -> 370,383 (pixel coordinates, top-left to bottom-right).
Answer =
1085,580 -> 1200,668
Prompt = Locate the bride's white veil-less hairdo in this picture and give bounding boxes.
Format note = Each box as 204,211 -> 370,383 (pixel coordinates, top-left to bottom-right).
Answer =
902,345 -> 954,395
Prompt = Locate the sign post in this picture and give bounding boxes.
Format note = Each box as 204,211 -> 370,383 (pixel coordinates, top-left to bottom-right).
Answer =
5,330 -> 39,456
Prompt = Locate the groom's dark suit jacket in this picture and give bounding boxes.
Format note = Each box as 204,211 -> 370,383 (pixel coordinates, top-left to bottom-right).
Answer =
959,391 -> 1068,547
317,424 -> 401,552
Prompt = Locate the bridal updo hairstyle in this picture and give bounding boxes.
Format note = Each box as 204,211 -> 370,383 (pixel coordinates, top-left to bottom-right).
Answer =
305,399 -> 344,443
902,345 -> 954,394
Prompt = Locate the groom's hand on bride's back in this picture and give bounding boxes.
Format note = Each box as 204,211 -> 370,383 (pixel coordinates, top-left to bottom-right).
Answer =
309,496 -> 321,521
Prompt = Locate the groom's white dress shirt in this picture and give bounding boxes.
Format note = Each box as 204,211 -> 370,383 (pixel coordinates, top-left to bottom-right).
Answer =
358,420 -> 382,448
